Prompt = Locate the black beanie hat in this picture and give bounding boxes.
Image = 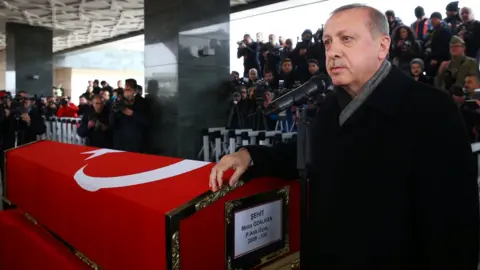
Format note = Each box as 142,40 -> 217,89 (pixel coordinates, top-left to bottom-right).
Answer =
414,6 -> 425,18
446,1 -> 459,12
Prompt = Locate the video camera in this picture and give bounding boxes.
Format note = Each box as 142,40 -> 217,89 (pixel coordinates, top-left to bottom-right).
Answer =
60,98 -> 68,106
253,79 -> 270,105
89,114 -> 105,130
112,97 -> 134,113
10,96 -> 29,119
453,86 -> 480,111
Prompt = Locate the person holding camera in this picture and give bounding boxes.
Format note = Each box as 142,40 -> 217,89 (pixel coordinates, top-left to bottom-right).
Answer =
457,7 -> 480,59
390,25 -> 423,74
2,95 -> 45,149
56,96 -> 79,118
77,95 -> 111,148
237,34 -> 260,78
109,79 -> 147,153
260,46 -> 281,78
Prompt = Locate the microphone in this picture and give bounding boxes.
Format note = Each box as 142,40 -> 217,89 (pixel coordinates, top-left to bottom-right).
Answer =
264,75 -> 327,115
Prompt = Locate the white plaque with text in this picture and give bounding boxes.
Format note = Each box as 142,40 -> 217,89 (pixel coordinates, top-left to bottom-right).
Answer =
233,199 -> 283,258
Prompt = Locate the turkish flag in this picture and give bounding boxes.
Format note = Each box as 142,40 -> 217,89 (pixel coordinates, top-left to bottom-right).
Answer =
6,141 -> 215,269
5,141 -> 301,269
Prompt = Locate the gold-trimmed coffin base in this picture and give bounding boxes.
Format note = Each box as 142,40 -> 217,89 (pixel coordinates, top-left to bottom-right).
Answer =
261,252 -> 299,270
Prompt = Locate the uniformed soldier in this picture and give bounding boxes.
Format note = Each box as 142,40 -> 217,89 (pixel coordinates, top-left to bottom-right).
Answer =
435,35 -> 478,93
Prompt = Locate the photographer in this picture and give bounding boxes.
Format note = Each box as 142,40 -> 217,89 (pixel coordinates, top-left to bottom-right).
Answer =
244,80 -> 275,131
457,7 -> 480,59
56,96 -> 79,118
2,95 -> 45,149
390,26 -> 423,74
110,79 -> 147,153
237,34 -> 260,78
77,95 -> 111,148
260,45 -> 281,77
45,96 -> 58,118
291,30 -> 316,82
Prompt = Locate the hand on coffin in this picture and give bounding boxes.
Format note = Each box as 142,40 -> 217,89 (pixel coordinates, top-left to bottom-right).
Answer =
209,148 -> 251,192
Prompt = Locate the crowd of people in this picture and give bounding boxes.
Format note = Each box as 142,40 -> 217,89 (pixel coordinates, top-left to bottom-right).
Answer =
229,1 -> 480,140
0,78 -> 148,157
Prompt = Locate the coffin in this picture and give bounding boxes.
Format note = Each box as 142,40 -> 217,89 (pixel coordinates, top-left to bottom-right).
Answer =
0,209 -> 90,270
3,141 -> 300,269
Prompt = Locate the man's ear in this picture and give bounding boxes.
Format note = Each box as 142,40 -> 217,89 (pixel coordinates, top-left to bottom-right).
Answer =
379,35 -> 391,60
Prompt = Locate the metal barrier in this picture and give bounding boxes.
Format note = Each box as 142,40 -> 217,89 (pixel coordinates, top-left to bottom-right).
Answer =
198,127 -> 297,162
38,117 -> 85,145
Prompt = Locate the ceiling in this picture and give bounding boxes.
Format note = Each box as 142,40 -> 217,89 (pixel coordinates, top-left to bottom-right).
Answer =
0,0 -> 264,52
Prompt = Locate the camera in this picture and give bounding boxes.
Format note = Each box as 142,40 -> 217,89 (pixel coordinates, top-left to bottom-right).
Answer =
60,98 -> 68,106
111,99 -> 125,113
253,79 -> 269,105
112,98 -> 134,113
10,97 -> 28,119
441,69 -> 456,90
232,92 -> 241,104
463,99 -> 479,111
402,40 -> 411,51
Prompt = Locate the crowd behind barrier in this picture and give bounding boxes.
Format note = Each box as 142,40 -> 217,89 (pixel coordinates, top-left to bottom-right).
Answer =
198,127 -> 297,162
37,116 -> 85,145
35,116 -> 298,163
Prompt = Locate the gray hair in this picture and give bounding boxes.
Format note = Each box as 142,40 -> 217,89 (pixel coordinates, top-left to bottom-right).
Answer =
331,3 -> 389,38
249,68 -> 258,76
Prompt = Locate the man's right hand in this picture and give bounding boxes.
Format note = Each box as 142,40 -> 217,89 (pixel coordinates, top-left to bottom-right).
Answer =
88,120 -> 95,129
209,149 -> 252,192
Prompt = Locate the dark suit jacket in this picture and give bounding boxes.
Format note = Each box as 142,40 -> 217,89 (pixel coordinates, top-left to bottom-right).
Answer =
245,68 -> 479,269
429,26 -> 452,63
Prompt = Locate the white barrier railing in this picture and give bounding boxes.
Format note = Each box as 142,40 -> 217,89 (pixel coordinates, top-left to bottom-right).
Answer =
198,127 -> 297,162
38,117 -> 85,145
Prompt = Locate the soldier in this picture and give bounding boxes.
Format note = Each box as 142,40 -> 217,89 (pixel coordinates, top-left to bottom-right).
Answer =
435,36 -> 478,93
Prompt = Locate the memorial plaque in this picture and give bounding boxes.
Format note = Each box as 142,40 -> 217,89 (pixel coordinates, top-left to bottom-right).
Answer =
225,186 -> 290,270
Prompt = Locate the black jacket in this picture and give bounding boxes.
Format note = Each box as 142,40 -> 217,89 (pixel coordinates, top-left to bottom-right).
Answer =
2,107 -> 45,149
110,100 -> 147,153
77,107 -> 112,148
459,20 -> 480,58
245,68 -> 479,269
237,42 -> 260,76
427,25 -> 452,63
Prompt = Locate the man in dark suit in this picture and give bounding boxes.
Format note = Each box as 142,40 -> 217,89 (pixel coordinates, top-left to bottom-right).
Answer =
210,3 -> 479,270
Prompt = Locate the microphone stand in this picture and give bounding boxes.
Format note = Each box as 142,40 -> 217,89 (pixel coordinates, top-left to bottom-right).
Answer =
296,106 -> 311,270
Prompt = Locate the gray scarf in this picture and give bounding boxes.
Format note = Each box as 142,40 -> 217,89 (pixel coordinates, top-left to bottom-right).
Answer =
339,60 -> 392,126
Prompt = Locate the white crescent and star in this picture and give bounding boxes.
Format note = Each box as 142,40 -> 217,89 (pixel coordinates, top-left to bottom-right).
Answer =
73,149 -> 210,192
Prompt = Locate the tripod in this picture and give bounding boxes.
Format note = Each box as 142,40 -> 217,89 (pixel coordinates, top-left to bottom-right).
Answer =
227,102 -> 243,129
296,107 -> 312,270
252,103 -> 269,131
